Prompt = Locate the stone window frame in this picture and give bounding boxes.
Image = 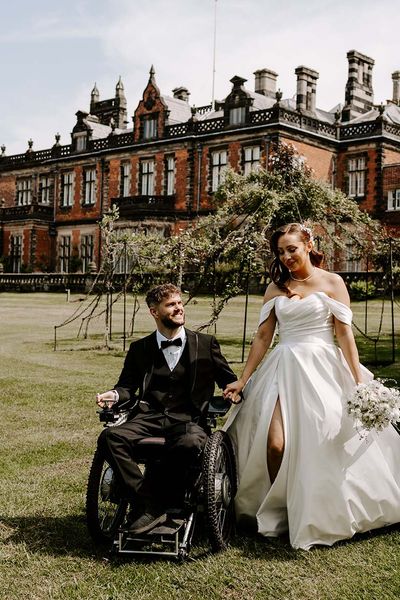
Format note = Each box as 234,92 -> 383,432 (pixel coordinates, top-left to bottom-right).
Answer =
140,158 -> 155,195
16,178 -> 32,206
10,234 -> 23,273
82,167 -> 97,206
242,144 -> 261,176
229,106 -> 246,126
59,235 -> 71,273
164,154 -> 175,196
80,234 -> 94,272
347,155 -> 367,198
387,189 -> 400,212
345,241 -> 361,272
120,161 -> 131,197
60,172 -> 75,208
74,132 -> 87,152
141,115 -> 159,140
39,175 -> 53,205
210,147 -> 228,193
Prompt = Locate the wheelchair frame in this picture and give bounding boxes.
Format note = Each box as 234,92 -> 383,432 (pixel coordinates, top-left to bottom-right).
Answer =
86,397 -> 237,561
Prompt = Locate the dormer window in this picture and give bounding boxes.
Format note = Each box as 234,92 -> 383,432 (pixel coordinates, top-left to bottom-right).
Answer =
142,117 -> 158,140
224,75 -> 252,127
75,132 -> 87,152
229,106 -> 246,125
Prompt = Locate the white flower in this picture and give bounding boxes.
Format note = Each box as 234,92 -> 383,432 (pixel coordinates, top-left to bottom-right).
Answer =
347,379 -> 400,436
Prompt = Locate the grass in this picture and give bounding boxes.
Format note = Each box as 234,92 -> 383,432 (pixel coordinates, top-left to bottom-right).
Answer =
0,292 -> 399,600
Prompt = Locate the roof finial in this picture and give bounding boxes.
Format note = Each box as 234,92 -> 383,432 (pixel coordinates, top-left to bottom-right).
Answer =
115,76 -> 126,104
116,76 -> 124,92
91,82 -> 100,100
149,65 -> 156,82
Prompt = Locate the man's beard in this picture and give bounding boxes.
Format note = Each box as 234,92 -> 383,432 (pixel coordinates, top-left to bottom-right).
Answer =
160,314 -> 185,330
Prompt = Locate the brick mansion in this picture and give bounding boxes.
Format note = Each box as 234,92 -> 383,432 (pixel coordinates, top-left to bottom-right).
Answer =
1,49 -> 400,274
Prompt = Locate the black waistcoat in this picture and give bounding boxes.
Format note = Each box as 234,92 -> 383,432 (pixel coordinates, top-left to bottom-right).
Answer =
142,344 -> 193,416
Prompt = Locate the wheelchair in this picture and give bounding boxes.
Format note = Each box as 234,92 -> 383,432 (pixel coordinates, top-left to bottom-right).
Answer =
86,397 -> 237,561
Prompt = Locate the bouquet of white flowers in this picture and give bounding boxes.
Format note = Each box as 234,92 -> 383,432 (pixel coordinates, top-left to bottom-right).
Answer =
347,379 -> 400,435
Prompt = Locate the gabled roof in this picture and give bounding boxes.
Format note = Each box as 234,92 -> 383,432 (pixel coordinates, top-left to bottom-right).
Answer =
161,95 -> 192,124
348,102 -> 400,125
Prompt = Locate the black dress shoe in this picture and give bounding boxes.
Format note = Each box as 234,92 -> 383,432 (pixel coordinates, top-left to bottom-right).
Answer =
128,508 -> 167,534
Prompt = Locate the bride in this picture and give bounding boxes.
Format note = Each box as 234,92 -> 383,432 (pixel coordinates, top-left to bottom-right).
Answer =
223,222 -> 400,550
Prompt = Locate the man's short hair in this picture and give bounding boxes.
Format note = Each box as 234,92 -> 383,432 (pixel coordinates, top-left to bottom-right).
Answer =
145,283 -> 181,308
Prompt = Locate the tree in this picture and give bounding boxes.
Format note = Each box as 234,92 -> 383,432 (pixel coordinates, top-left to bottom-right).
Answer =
55,142 -> 385,344
178,142 -> 381,326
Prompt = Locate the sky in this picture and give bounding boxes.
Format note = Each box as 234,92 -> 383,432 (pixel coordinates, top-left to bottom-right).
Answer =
0,0 -> 399,155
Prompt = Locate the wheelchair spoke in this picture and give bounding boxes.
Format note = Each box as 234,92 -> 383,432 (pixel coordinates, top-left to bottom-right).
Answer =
86,448 -> 128,545
203,430 -> 237,552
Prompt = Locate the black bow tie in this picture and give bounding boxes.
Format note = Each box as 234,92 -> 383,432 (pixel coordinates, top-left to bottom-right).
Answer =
161,338 -> 182,349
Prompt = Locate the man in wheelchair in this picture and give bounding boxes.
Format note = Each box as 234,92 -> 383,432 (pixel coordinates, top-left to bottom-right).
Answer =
96,283 -> 238,536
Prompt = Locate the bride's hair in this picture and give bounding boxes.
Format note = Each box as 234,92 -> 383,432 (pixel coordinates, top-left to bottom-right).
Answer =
269,223 -> 324,292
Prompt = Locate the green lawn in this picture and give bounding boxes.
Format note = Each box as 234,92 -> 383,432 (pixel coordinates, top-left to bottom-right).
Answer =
0,292 -> 399,600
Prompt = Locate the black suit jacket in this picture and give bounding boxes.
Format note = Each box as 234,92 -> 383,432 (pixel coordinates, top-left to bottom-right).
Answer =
114,328 -> 236,415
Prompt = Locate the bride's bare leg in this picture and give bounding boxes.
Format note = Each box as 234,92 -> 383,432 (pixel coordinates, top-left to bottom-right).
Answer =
267,399 -> 285,484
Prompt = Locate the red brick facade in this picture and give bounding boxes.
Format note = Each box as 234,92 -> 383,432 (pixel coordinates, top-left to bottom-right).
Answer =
1,54 -> 400,273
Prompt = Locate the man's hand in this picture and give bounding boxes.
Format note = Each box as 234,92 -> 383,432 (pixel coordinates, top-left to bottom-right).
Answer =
96,390 -> 117,409
223,380 -> 244,404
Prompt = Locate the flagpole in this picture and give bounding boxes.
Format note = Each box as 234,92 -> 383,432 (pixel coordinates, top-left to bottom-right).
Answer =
211,0 -> 218,109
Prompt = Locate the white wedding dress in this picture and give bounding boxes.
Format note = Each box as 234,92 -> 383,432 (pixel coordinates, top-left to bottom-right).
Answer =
224,292 -> 400,550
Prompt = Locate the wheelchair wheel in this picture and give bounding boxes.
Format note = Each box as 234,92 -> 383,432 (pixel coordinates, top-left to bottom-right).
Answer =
86,447 -> 128,545
203,430 -> 237,552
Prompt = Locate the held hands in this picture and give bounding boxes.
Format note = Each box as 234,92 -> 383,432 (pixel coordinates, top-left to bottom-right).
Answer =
223,379 -> 245,404
96,390 -> 117,409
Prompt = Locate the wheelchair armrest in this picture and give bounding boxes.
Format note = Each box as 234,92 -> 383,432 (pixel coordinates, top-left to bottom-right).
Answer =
97,396 -> 138,424
207,396 -> 231,417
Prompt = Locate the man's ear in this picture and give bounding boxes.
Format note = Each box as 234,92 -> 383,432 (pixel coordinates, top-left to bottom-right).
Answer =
149,306 -> 158,319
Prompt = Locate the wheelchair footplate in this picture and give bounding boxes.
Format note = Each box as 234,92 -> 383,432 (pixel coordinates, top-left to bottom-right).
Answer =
113,510 -> 196,560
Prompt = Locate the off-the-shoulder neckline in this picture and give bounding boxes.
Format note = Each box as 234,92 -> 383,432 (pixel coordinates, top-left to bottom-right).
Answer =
264,291 -> 350,309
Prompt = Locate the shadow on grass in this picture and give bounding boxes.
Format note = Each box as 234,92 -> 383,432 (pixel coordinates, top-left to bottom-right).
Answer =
0,513 -> 105,559
2,512 -> 396,566
0,512 -> 299,564
228,521 -> 400,559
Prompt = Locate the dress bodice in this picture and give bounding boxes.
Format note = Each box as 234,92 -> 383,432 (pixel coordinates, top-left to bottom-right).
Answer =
259,292 -> 352,346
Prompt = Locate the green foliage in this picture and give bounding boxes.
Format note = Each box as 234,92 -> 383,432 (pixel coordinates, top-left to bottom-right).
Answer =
372,238 -> 400,273
60,143 -> 385,335
180,141 -> 381,322
349,280 -> 377,300
214,142 -> 378,265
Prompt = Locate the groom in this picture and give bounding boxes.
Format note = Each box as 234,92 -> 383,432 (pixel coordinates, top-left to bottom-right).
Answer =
96,283 -> 236,534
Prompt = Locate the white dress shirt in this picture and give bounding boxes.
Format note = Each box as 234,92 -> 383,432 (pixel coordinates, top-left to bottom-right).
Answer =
156,328 -> 187,371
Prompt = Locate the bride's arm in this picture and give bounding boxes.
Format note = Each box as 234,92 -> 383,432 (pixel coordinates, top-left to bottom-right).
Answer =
223,310 -> 277,402
330,274 -> 363,384
334,320 -> 363,384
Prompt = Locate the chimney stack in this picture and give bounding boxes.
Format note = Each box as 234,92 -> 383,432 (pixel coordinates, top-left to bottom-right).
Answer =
392,71 -> 400,104
172,87 -> 190,102
254,68 -> 278,98
295,66 -> 319,112
342,50 -> 374,121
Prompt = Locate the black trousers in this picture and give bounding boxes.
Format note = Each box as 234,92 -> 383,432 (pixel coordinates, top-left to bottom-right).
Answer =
97,406 -> 208,508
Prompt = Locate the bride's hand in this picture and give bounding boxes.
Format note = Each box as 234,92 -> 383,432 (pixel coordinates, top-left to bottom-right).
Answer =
223,380 -> 244,404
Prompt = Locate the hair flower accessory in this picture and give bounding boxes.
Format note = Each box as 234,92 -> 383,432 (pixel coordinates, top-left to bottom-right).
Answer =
347,379 -> 400,437
300,224 -> 314,243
